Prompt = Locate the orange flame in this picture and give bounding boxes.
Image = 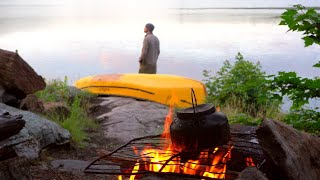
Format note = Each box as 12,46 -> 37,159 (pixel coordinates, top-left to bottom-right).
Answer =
129,96 -> 231,179
216,106 -> 221,112
246,157 -> 255,167
118,175 -> 122,180
161,106 -> 173,140
129,162 -> 140,180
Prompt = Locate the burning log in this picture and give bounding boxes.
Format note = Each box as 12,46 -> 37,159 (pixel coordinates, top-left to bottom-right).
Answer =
256,119 -> 320,180
0,112 -> 25,141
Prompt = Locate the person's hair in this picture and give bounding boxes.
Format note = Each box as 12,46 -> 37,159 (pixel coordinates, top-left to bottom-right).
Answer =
145,23 -> 155,32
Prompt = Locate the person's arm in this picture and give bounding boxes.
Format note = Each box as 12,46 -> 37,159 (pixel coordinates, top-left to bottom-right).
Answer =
139,37 -> 149,63
158,40 -> 160,56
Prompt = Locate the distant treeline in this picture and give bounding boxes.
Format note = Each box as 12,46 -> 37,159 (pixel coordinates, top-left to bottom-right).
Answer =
174,7 -> 320,10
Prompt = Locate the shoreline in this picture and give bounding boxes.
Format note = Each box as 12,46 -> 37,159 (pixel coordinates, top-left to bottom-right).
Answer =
172,7 -> 320,10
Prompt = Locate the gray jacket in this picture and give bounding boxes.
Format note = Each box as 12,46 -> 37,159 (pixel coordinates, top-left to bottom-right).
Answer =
139,33 -> 160,65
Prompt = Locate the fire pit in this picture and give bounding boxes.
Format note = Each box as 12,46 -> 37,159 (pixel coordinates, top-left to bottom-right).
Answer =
84,131 -> 264,179
84,103 -> 266,179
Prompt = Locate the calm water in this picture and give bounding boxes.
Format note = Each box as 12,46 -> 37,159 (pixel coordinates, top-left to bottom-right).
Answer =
0,1 -> 319,84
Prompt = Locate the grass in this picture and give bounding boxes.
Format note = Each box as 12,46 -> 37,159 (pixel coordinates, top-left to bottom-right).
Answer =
216,97 -> 284,126
216,97 -> 319,135
36,77 -> 98,148
36,77 -> 70,102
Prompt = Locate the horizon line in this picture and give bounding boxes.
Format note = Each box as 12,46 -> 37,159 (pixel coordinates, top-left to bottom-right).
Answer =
171,6 -> 320,10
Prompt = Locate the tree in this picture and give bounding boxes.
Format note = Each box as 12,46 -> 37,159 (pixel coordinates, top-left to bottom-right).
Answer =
279,4 -> 320,66
268,5 -> 320,134
203,53 -> 279,117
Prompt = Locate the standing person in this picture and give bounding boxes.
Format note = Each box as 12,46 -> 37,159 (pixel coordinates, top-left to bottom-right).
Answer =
139,23 -> 160,74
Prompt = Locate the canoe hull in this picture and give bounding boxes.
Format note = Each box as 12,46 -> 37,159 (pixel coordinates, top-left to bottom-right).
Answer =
75,74 -> 207,108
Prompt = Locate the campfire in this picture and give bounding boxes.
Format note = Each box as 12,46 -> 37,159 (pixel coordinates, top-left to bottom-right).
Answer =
119,105 -> 235,180
85,93 -> 265,179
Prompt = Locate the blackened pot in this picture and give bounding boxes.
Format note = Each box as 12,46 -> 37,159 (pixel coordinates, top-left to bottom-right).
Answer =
170,104 -> 230,151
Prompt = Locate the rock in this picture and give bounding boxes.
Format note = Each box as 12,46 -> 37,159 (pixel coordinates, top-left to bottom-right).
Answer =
93,97 -> 169,144
236,167 -> 268,180
43,102 -> 70,119
0,112 -> 25,141
0,157 -> 32,180
51,159 -> 90,172
256,119 -> 320,180
19,94 -> 45,113
67,86 -> 84,101
0,49 -> 45,100
0,103 -> 70,160
1,92 -> 19,107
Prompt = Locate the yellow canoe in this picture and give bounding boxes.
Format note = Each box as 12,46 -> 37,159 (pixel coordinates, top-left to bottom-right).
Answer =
74,74 -> 207,108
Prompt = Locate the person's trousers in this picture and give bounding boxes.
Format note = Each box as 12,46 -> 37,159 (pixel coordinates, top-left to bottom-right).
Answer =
139,63 -> 157,74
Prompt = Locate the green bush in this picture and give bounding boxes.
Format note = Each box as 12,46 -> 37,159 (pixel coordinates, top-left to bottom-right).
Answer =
203,53 -> 281,120
267,4 -> 320,135
283,108 -> 320,135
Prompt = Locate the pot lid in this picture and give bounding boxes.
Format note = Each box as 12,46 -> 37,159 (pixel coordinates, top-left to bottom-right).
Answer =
176,104 -> 215,119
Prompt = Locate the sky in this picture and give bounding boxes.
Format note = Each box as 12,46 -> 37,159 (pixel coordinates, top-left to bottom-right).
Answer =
1,0 -> 320,8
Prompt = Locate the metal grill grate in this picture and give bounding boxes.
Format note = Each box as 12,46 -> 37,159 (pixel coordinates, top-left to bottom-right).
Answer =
84,131 -> 265,180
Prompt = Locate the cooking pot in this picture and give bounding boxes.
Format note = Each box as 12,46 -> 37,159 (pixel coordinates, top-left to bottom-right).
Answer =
170,100 -> 230,151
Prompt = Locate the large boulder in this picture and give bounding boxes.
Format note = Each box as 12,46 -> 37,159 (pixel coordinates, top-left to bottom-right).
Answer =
0,103 -> 70,160
257,119 -> 320,180
0,49 -> 46,101
92,97 -> 169,144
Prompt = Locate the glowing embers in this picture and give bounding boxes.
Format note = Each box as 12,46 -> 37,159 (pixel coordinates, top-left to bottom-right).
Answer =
118,146 -> 233,180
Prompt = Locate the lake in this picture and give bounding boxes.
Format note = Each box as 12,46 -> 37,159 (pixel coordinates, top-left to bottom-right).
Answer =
0,1 -> 319,84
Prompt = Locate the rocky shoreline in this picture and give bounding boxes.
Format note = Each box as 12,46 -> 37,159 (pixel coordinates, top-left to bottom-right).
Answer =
0,48 -> 171,179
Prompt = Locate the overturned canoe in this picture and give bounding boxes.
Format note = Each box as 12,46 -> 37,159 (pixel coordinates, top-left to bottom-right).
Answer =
75,74 -> 207,108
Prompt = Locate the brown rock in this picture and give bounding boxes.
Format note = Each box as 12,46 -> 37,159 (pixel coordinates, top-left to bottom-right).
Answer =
0,49 -> 45,99
256,119 -> 320,180
19,94 -> 45,113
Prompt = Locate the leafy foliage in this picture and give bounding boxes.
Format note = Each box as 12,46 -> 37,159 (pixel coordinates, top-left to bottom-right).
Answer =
279,4 -> 320,47
268,72 -> 320,110
284,109 -> 320,135
270,4 -> 320,135
203,53 -> 281,119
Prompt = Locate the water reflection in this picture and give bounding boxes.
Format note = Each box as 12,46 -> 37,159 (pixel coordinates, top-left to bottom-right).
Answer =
0,5 -> 319,83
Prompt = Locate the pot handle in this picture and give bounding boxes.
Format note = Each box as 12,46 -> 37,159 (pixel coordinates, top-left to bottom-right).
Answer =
191,88 -> 198,113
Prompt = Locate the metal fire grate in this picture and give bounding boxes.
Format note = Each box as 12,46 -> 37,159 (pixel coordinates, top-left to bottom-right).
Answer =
84,130 -> 265,180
